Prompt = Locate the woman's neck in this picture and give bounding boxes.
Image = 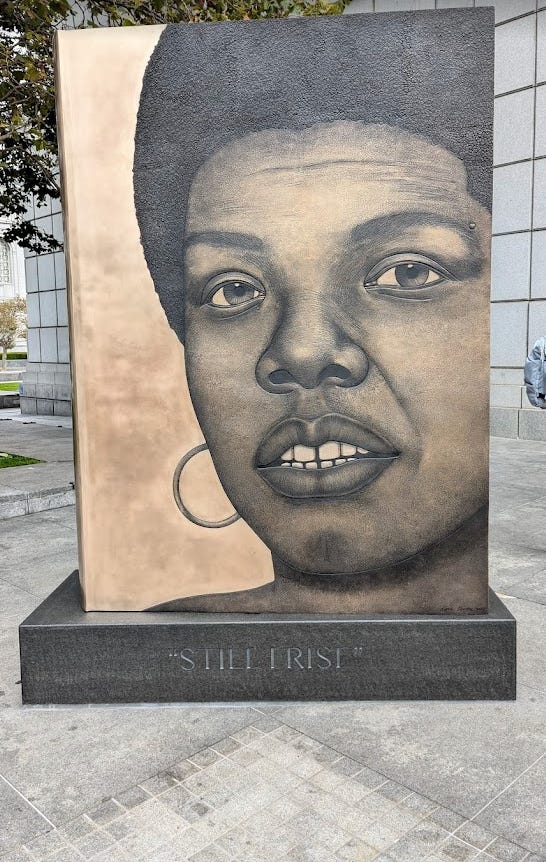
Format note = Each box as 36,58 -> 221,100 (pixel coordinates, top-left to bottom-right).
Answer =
149,506 -> 488,614
270,505 -> 489,614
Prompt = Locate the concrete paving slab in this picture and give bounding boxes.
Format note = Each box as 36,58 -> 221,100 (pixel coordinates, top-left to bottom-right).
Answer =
24,506 -> 77,525
0,706 -> 259,827
474,755 -> 546,856
488,443 -> 546,608
489,547 -> 546,597
489,441 -> 546,516
0,464 -> 74,492
0,420 -> 73,462
0,776 -> 51,855
0,507 -> 77,599
0,513 -> 260,817
1,548 -> 79,601
1,410 -> 72,430
0,579 -> 41,630
0,484 -> 23,495
501,566 -> 546,606
0,416 -> 74,519
0,722 -> 540,862
490,501 -> 546,557
0,636 -> 23,710
502,596 -> 546,692
0,505 -> 76,551
274,695 -> 546,825
0,438 -> 545,858
490,485 -> 546,516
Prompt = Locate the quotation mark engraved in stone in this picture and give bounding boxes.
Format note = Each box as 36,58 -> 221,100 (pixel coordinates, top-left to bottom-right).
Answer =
353,646 -> 364,657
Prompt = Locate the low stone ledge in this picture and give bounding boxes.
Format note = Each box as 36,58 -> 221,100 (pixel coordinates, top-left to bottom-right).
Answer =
27,485 -> 76,514
0,371 -> 24,382
518,408 -> 546,442
0,483 -> 75,520
490,406 -> 546,440
0,392 -> 20,409
0,491 -> 28,519
490,407 -> 518,439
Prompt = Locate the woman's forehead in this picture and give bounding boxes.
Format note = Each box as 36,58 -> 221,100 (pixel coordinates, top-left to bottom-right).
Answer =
192,121 -> 468,191
185,142 -> 481,246
184,121 -> 486,252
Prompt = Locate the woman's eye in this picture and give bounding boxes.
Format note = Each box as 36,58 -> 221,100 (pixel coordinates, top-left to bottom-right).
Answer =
209,281 -> 260,307
205,274 -> 265,309
364,255 -> 452,296
375,263 -> 444,289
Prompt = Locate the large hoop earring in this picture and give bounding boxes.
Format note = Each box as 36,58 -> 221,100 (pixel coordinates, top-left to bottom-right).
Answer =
172,443 -> 241,529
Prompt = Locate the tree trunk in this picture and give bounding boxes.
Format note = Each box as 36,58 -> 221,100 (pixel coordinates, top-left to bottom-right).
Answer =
1,349 -> 6,371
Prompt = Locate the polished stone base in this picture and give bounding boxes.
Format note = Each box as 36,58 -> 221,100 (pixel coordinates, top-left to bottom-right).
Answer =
19,572 -> 516,704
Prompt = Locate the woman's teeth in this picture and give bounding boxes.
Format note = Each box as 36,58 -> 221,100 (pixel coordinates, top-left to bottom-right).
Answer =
278,441 -> 370,469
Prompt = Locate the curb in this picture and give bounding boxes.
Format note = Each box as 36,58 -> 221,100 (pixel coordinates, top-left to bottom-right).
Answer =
0,483 -> 75,520
0,392 -> 20,409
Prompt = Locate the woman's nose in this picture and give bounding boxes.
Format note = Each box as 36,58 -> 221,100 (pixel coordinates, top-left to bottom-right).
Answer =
256,315 -> 369,394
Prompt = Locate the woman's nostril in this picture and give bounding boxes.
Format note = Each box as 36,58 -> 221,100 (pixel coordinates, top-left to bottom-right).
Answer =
319,363 -> 352,384
266,362 -> 363,389
269,369 -> 295,385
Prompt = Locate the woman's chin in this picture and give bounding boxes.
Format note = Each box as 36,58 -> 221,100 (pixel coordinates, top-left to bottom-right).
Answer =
232,492 -> 404,575
261,531 -> 388,577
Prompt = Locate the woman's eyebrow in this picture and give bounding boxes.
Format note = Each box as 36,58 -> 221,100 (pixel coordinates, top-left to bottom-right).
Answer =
183,230 -> 265,252
349,211 -> 482,253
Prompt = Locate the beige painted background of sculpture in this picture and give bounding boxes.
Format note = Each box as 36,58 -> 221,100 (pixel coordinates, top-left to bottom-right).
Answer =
56,27 -> 273,610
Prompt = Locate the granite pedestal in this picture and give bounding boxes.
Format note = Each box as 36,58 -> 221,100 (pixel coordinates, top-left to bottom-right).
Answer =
19,572 -> 516,704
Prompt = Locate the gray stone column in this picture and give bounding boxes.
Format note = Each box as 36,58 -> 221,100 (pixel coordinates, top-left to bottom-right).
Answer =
346,0 -> 546,441
489,1 -> 546,441
20,192 -> 72,416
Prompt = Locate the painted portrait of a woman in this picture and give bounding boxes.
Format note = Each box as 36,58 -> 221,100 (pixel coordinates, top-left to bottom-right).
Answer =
133,10 -> 493,614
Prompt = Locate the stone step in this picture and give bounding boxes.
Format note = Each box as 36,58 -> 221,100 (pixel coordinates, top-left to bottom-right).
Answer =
0,371 -> 24,382
490,406 -> 546,441
0,392 -> 20,409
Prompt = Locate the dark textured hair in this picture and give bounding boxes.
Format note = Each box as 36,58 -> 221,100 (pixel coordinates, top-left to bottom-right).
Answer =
133,9 -> 494,343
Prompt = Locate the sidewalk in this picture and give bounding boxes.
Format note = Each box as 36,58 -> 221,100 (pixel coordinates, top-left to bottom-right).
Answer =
0,409 -> 75,519
0,435 -> 545,860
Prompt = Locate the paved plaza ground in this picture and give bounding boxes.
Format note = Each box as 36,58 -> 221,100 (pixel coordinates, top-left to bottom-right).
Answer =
0,415 -> 74,519
0,425 -> 545,861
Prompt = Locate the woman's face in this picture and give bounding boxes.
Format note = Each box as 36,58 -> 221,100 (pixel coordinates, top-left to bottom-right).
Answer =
182,123 -> 490,575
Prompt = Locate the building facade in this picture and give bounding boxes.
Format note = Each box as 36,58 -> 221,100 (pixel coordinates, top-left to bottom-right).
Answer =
21,0 -> 546,437
20,194 -> 71,415
0,220 -> 26,303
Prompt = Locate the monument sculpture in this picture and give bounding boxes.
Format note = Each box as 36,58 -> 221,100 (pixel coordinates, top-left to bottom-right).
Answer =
19,8 -> 516,702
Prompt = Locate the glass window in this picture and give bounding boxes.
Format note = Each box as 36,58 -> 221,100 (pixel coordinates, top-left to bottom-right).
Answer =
0,240 -> 12,288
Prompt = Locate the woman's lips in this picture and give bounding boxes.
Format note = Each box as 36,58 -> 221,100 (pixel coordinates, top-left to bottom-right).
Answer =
255,413 -> 399,499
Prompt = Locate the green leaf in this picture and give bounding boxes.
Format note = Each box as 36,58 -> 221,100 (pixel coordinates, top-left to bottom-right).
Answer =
0,0 -> 348,252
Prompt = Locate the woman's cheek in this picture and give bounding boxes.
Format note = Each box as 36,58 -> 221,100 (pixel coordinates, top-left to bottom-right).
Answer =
193,305 -> 274,369
185,319 -> 261,421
